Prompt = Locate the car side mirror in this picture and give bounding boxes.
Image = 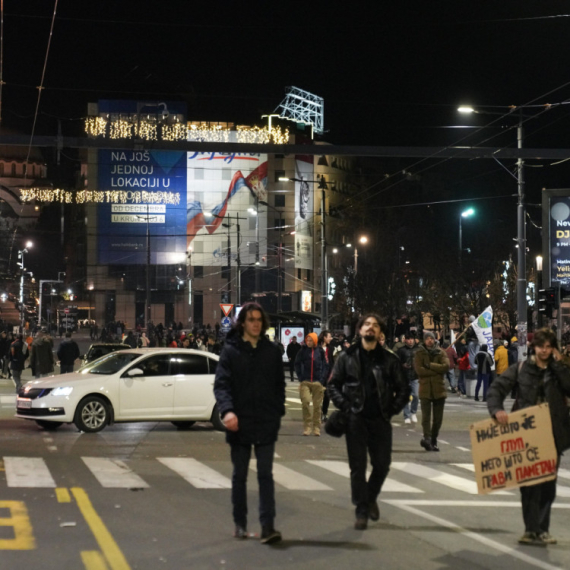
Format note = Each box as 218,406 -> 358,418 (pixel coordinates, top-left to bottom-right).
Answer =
126,368 -> 144,377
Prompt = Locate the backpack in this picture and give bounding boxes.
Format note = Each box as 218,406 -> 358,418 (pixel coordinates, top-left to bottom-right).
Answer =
458,353 -> 470,371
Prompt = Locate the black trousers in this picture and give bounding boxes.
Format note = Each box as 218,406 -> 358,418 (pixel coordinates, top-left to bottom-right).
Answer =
288,361 -> 295,381
345,414 -> 392,518
520,475 -> 558,534
230,442 -> 275,529
420,397 -> 445,441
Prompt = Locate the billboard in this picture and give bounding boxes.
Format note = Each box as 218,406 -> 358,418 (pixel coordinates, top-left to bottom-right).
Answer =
542,190 -> 570,286
186,152 -> 268,267
294,156 -> 314,270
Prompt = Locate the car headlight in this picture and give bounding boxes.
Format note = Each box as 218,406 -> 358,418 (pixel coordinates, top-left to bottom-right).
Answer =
51,387 -> 73,397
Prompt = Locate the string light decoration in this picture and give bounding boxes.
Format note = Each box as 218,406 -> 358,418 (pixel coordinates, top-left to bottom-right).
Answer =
84,117 -> 289,144
20,188 -> 181,205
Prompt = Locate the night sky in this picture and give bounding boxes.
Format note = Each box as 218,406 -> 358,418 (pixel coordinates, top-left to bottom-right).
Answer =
5,1 -> 570,276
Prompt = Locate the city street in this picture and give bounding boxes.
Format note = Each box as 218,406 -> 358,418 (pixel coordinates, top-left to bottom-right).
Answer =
0,342 -> 568,570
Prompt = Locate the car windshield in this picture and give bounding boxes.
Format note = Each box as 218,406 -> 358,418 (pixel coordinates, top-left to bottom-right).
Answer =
80,352 -> 140,375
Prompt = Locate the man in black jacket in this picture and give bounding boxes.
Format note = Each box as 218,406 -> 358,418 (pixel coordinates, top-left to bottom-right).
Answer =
328,313 -> 410,530
487,328 -> 570,546
214,302 -> 286,544
286,336 -> 301,381
57,332 -> 80,374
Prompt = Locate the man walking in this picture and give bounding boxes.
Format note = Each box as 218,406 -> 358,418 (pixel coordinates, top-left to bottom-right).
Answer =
9,333 -> 28,392
57,332 -> 80,374
487,328 -> 570,546
214,302 -> 285,544
414,331 -> 449,451
295,332 -> 326,436
328,314 -> 409,530
286,336 -> 301,381
30,329 -> 54,379
397,333 -> 419,424
474,344 -> 494,401
319,330 -> 334,422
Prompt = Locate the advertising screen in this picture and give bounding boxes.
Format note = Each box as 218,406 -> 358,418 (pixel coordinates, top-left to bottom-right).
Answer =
547,194 -> 570,286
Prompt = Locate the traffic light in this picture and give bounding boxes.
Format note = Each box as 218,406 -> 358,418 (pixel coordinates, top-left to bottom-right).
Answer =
538,287 -> 557,318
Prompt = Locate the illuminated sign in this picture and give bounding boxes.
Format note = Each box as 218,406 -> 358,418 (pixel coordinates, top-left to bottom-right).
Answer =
301,290 -> 312,312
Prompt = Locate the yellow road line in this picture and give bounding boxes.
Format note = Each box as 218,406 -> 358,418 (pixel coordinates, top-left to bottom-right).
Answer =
0,501 -> 35,550
71,488 -> 130,570
56,488 -> 71,503
81,550 -> 109,570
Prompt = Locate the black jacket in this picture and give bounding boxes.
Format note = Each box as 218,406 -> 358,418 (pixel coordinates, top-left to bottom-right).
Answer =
294,345 -> 326,383
487,357 -> 570,454
57,339 -> 80,365
396,344 -> 418,382
328,341 -> 410,421
213,329 -> 286,445
286,341 -> 302,361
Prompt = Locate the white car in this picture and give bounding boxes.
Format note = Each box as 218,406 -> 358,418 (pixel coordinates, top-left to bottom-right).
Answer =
16,348 -> 224,433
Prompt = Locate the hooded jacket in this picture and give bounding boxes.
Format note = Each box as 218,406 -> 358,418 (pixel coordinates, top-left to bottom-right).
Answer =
213,328 -> 286,445
475,347 -> 494,375
487,356 -> 570,454
328,341 -> 410,421
494,344 -> 509,375
30,336 -> 54,375
295,345 -> 326,384
414,343 -> 450,399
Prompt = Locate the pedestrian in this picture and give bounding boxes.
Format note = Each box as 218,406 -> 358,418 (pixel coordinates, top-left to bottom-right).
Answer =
294,332 -> 326,436
487,328 -> 570,546
286,336 -> 301,381
0,330 -> 10,379
30,329 -> 55,378
474,344 -> 494,401
494,340 -> 509,376
319,330 -> 334,422
125,330 -> 137,348
414,331 -> 450,451
207,334 -> 221,355
444,342 -> 458,393
57,332 -> 80,374
9,333 -> 28,392
213,302 -> 285,544
328,313 -> 409,530
397,333 -> 419,424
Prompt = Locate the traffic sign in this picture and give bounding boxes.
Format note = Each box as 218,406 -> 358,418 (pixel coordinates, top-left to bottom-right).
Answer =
220,303 -> 234,317
221,316 -> 232,332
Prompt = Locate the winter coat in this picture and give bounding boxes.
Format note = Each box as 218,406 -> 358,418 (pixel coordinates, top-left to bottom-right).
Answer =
414,344 -> 450,399
445,346 -> 458,370
494,345 -> 509,375
487,357 -> 570,454
30,336 -> 54,375
57,339 -> 80,365
396,344 -> 418,382
9,339 -> 28,371
213,329 -> 286,445
295,345 -> 326,384
328,341 -> 410,421
475,350 -> 494,375
286,341 -> 302,362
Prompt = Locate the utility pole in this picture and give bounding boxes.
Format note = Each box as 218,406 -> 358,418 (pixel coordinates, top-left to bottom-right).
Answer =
319,176 -> 328,330
516,111 -> 527,361
227,229 -> 231,303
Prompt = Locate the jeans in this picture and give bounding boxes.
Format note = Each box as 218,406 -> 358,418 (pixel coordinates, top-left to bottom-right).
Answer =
11,369 -> 22,392
60,363 -> 74,374
230,442 -> 275,529
475,372 -> 490,399
420,398 -> 445,441
445,369 -> 457,390
403,379 -> 419,420
299,381 -> 325,432
457,370 -> 466,395
345,414 -> 392,518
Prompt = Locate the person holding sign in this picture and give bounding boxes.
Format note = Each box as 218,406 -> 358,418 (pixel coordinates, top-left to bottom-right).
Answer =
487,328 -> 570,546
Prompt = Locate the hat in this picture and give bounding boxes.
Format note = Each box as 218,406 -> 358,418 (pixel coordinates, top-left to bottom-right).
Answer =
423,331 -> 436,340
503,340 -> 508,346
511,336 -> 518,342
306,332 -> 318,345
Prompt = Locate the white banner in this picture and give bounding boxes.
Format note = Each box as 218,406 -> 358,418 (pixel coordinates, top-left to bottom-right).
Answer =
471,306 -> 495,370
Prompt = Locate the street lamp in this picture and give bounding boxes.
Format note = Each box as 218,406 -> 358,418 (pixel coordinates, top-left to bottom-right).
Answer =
459,104 -> 526,358
18,241 -> 33,332
459,208 -> 475,266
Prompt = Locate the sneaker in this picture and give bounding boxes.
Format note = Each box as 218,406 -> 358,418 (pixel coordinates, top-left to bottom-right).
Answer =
539,532 -> 557,545
303,428 -> 311,436
404,418 -> 412,424
313,429 -> 321,437
369,502 -> 380,521
420,437 -> 434,451
518,532 -> 546,546
460,394 -> 467,399
234,525 -> 248,539
260,527 -> 282,544
321,414 -> 328,422
354,518 -> 368,530
411,414 -> 418,423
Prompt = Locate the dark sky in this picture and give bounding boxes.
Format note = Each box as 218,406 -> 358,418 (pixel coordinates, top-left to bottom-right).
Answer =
5,1 -> 570,272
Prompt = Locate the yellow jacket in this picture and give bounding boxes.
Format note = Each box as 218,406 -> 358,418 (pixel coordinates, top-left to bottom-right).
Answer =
494,344 -> 509,375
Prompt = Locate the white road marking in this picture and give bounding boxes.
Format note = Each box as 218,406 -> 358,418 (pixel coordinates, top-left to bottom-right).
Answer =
307,460 -> 423,493
557,468 -> 570,480
286,397 -> 302,404
0,395 -> 16,404
157,457 -> 231,489
456,446 -> 471,452
382,500 -> 566,570
5,457 -> 56,487
437,439 -> 450,445
452,463 -> 474,472
82,457 -> 149,488
391,462 -> 511,495
250,462 -> 332,491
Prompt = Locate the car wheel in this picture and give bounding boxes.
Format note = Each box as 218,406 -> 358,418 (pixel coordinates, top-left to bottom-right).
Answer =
36,420 -> 63,430
210,404 -> 225,431
74,396 -> 110,433
171,421 -> 196,429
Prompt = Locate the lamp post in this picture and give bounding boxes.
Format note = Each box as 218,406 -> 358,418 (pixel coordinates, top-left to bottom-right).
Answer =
536,255 -> 543,329
459,208 -> 475,267
136,206 -> 157,328
345,236 -> 368,314
18,241 -> 33,332
459,105 -> 526,359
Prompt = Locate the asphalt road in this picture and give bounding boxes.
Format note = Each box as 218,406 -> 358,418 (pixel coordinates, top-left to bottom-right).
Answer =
0,337 -> 568,570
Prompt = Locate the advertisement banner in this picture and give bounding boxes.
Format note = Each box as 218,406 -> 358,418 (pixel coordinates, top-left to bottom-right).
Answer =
300,290 -> 312,312
294,156 -> 314,270
471,306 -> 495,370
469,404 -> 557,494
548,195 -> 570,285
186,152 -> 268,267
98,149 -> 187,265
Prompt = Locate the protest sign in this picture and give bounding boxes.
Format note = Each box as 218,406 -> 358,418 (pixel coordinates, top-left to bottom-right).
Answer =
469,404 -> 557,495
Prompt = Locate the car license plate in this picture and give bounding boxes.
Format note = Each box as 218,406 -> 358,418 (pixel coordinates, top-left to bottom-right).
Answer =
17,398 -> 32,409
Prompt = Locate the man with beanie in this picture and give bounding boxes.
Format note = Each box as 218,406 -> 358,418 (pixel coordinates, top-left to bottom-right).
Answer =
57,331 -> 80,374
397,333 -> 419,424
295,332 -> 326,436
414,331 -> 450,451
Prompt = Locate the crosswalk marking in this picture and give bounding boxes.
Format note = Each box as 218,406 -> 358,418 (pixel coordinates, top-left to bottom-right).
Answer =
157,457 -> 231,489
4,457 -> 56,488
307,460 -> 423,493
558,468 -> 570,480
250,462 -> 332,491
82,457 -> 149,488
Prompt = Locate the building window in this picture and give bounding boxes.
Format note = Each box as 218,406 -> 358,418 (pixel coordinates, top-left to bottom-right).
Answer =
274,194 -> 285,207
249,217 -> 257,231
274,218 -> 285,228
11,163 -> 16,176
275,169 -> 285,182
194,266 -> 204,278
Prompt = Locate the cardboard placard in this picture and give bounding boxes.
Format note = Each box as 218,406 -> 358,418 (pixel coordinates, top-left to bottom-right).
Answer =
469,404 -> 558,495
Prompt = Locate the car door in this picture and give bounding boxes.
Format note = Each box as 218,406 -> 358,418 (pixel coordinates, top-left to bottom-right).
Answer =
171,352 -> 216,418
118,354 -> 175,419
